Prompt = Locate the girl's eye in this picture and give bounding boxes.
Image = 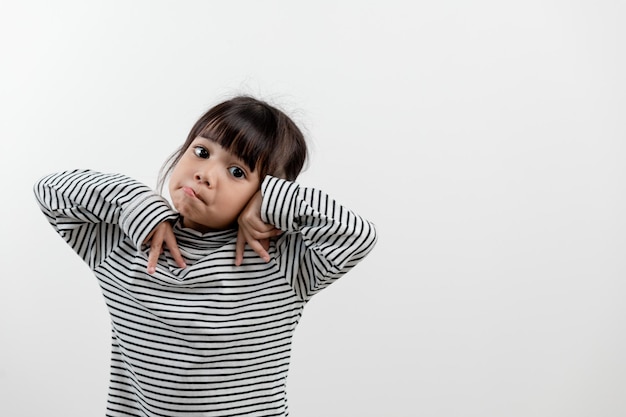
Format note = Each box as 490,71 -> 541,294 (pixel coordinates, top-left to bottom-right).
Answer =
193,146 -> 209,159
228,166 -> 246,179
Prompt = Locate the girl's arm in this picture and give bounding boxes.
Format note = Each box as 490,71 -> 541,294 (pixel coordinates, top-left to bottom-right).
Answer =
240,176 -> 378,301
34,169 -> 182,270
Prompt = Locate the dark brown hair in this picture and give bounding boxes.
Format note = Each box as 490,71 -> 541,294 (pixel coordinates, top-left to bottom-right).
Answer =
159,96 -> 308,190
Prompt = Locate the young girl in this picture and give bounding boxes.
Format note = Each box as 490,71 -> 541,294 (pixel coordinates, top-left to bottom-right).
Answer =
34,95 -> 377,417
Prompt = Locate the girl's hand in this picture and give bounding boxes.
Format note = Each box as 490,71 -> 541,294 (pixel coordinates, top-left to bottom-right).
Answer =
143,221 -> 187,274
235,190 -> 282,266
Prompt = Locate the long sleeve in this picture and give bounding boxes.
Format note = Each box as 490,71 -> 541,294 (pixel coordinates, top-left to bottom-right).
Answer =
34,169 -> 178,269
261,176 -> 377,301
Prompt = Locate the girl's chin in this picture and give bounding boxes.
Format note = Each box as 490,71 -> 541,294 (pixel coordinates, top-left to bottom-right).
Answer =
173,202 -> 235,232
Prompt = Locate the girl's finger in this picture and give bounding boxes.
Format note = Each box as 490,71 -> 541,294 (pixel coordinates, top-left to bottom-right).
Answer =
165,233 -> 186,269
247,226 -> 282,241
235,229 -> 246,266
147,241 -> 162,274
252,221 -> 279,234
247,238 -> 270,263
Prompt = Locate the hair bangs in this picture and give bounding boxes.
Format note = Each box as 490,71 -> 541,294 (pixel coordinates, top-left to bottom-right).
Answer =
197,118 -> 269,177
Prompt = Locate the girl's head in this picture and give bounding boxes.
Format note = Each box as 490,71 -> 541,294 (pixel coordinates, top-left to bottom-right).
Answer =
160,96 -> 308,231
160,96 -> 307,186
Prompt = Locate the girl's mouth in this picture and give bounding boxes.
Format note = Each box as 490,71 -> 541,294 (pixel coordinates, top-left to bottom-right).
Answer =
182,186 -> 197,198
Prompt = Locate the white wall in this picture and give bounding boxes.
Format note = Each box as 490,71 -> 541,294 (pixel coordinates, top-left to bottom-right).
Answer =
1,1 -> 625,416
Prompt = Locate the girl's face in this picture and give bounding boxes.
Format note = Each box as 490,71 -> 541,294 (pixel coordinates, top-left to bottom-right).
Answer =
168,136 -> 260,232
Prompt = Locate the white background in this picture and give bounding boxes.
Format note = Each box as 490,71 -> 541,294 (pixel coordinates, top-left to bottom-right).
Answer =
1,1 -> 625,416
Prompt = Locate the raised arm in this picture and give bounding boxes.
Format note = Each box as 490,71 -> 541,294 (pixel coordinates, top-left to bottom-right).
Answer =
34,169 -> 178,269
260,176 -> 378,301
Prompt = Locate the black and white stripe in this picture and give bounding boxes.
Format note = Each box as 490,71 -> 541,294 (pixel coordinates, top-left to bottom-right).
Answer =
34,169 -> 377,417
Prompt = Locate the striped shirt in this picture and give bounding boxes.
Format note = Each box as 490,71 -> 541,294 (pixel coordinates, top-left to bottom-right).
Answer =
34,169 -> 377,417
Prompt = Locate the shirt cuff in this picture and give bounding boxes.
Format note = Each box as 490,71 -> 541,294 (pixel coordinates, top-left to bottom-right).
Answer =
119,193 -> 178,248
260,175 -> 300,231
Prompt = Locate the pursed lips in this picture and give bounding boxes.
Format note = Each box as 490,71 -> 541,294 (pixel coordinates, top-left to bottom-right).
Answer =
182,186 -> 196,197
182,186 -> 206,203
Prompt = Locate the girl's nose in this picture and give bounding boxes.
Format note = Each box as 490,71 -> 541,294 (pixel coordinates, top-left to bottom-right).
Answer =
194,168 -> 215,187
